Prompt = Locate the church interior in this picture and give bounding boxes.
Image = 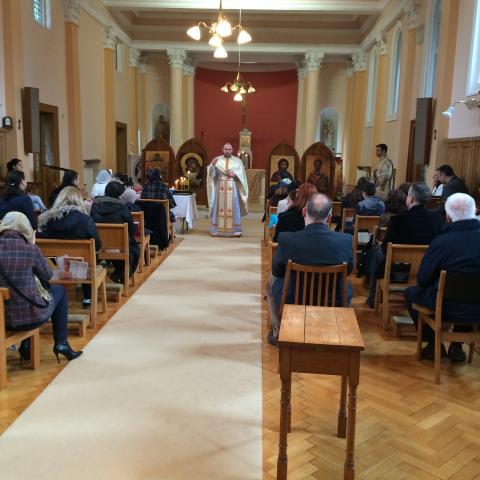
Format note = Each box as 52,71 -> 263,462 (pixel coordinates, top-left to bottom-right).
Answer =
1,0 -> 480,478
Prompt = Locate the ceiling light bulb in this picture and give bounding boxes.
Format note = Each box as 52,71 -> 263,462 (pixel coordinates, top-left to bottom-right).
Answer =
237,29 -> 252,44
234,92 -> 243,102
214,45 -> 228,58
209,34 -> 221,47
216,18 -> 232,37
247,85 -> 256,93
187,25 -> 201,41
442,105 -> 455,118
230,83 -> 239,92
220,85 -> 229,92
239,87 -> 246,94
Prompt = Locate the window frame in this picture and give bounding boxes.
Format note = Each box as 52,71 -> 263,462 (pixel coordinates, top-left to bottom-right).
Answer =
387,22 -> 403,122
467,0 -> 480,96
365,48 -> 378,128
423,0 -> 442,97
32,0 -> 51,29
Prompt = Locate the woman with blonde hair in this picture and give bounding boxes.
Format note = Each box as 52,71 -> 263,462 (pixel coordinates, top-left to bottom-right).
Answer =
37,186 -> 101,309
0,212 -> 82,362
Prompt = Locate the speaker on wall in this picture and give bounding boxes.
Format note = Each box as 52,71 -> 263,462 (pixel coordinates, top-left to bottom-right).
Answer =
22,87 -> 40,153
414,97 -> 433,166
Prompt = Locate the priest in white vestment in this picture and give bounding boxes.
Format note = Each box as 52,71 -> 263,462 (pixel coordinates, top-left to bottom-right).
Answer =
207,143 -> 249,237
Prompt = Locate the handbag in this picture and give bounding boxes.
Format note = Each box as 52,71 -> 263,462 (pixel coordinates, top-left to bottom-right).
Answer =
0,262 -> 51,309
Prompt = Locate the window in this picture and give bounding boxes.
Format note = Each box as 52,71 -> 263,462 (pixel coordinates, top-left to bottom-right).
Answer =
468,0 -> 480,95
32,0 -> 51,29
424,0 -> 442,96
387,26 -> 402,121
365,50 -> 378,127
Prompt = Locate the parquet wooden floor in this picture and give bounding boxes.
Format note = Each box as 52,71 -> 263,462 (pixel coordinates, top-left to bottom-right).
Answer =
0,239 -> 180,435
261,244 -> 480,480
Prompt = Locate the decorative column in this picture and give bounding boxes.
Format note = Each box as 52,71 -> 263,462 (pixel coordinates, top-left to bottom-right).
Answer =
342,64 -> 354,186
103,27 -> 116,171
64,0 -> 83,182
295,65 -> 307,153
128,47 -> 140,155
397,1 -> 421,182
182,63 -> 196,140
347,50 -> 368,184
372,34 -> 388,155
167,49 -> 186,151
303,51 -> 324,149
138,57 -> 147,150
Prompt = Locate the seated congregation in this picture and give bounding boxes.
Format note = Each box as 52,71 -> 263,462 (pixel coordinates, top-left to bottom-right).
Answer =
0,163 -> 175,379
265,163 -> 480,382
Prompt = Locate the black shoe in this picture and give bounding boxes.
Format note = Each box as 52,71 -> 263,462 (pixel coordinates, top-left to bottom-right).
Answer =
421,342 -> 447,361
18,339 -> 31,364
53,341 -> 83,364
82,298 -> 92,309
267,330 -> 278,347
448,342 -> 466,363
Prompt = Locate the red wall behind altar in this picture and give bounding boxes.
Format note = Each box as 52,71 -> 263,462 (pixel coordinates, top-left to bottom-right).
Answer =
194,67 -> 297,169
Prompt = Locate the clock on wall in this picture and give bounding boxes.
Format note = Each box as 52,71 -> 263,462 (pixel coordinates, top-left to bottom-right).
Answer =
1,116 -> 13,130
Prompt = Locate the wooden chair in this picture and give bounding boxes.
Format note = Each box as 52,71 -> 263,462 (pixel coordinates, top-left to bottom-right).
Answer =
374,243 -> 428,330
332,201 -> 341,218
138,199 -> 174,245
352,215 -> 380,272
132,211 -> 151,273
413,270 -> 480,384
267,241 -> 278,275
36,238 -> 107,329
278,260 -> 349,435
0,288 -> 41,390
341,207 -> 355,232
96,223 -> 134,297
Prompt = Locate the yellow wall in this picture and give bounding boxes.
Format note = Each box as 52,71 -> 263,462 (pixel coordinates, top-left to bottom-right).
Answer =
115,43 -> 129,125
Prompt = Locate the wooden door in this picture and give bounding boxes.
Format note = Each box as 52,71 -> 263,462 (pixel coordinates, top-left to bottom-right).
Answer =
116,122 -> 128,174
38,104 -> 60,200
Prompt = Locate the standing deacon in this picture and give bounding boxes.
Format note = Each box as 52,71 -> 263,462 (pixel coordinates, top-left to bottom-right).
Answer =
372,143 -> 393,199
207,143 -> 249,237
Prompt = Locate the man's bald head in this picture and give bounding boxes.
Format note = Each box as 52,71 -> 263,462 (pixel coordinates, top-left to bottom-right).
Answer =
445,193 -> 476,222
223,143 -> 233,157
304,193 -> 332,225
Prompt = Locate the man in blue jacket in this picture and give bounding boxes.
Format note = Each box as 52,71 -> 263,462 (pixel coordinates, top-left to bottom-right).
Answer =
266,193 -> 354,346
405,193 -> 480,362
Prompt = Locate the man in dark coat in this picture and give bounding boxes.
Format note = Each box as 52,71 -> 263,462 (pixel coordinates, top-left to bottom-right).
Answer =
91,181 -> 140,283
405,193 -> 480,362
438,164 -> 469,200
266,193 -> 354,346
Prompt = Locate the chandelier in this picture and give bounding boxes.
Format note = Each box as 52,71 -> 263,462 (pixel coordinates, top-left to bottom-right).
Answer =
186,1 -> 252,59
220,44 -> 255,102
442,90 -> 480,118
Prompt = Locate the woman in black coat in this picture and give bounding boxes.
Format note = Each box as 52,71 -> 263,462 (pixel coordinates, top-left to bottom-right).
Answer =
37,186 -> 101,309
0,171 -> 37,229
90,181 -> 140,283
48,169 -> 80,208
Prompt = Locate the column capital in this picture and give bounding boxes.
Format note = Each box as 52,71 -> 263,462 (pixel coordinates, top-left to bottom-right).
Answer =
297,65 -> 307,79
182,63 -> 196,77
352,51 -> 367,72
103,27 -> 115,50
64,0 -> 81,25
303,51 -> 324,73
167,49 -> 186,68
129,48 -> 140,68
345,63 -> 354,78
404,0 -> 421,30
375,33 -> 388,55
138,56 -> 148,74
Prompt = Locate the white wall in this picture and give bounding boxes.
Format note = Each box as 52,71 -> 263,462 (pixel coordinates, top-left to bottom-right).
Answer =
448,0 -> 480,138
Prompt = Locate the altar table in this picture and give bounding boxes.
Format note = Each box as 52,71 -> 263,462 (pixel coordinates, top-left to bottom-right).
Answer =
172,193 -> 198,230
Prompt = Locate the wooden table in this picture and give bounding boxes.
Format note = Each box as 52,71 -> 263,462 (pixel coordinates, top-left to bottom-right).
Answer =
277,305 -> 364,479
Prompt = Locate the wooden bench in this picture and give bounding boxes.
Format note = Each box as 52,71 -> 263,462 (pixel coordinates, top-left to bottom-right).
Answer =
341,207 -> 355,232
96,223 -> 135,297
352,215 -> 380,272
277,305 -> 364,479
132,211 -> 151,273
36,238 -> 107,329
0,288 -> 41,390
374,243 -> 428,330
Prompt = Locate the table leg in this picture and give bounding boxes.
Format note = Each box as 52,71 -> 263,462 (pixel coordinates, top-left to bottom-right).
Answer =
337,375 -> 348,438
277,370 -> 291,479
344,381 -> 358,480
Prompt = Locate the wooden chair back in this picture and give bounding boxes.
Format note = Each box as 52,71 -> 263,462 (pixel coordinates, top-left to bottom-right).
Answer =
279,261 -> 348,317
138,198 -> 173,244
332,201 -> 341,217
36,238 -> 107,327
131,211 -> 150,272
384,243 -> 428,285
341,207 -> 355,232
96,223 -> 132,296
352,216 -> 380,261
